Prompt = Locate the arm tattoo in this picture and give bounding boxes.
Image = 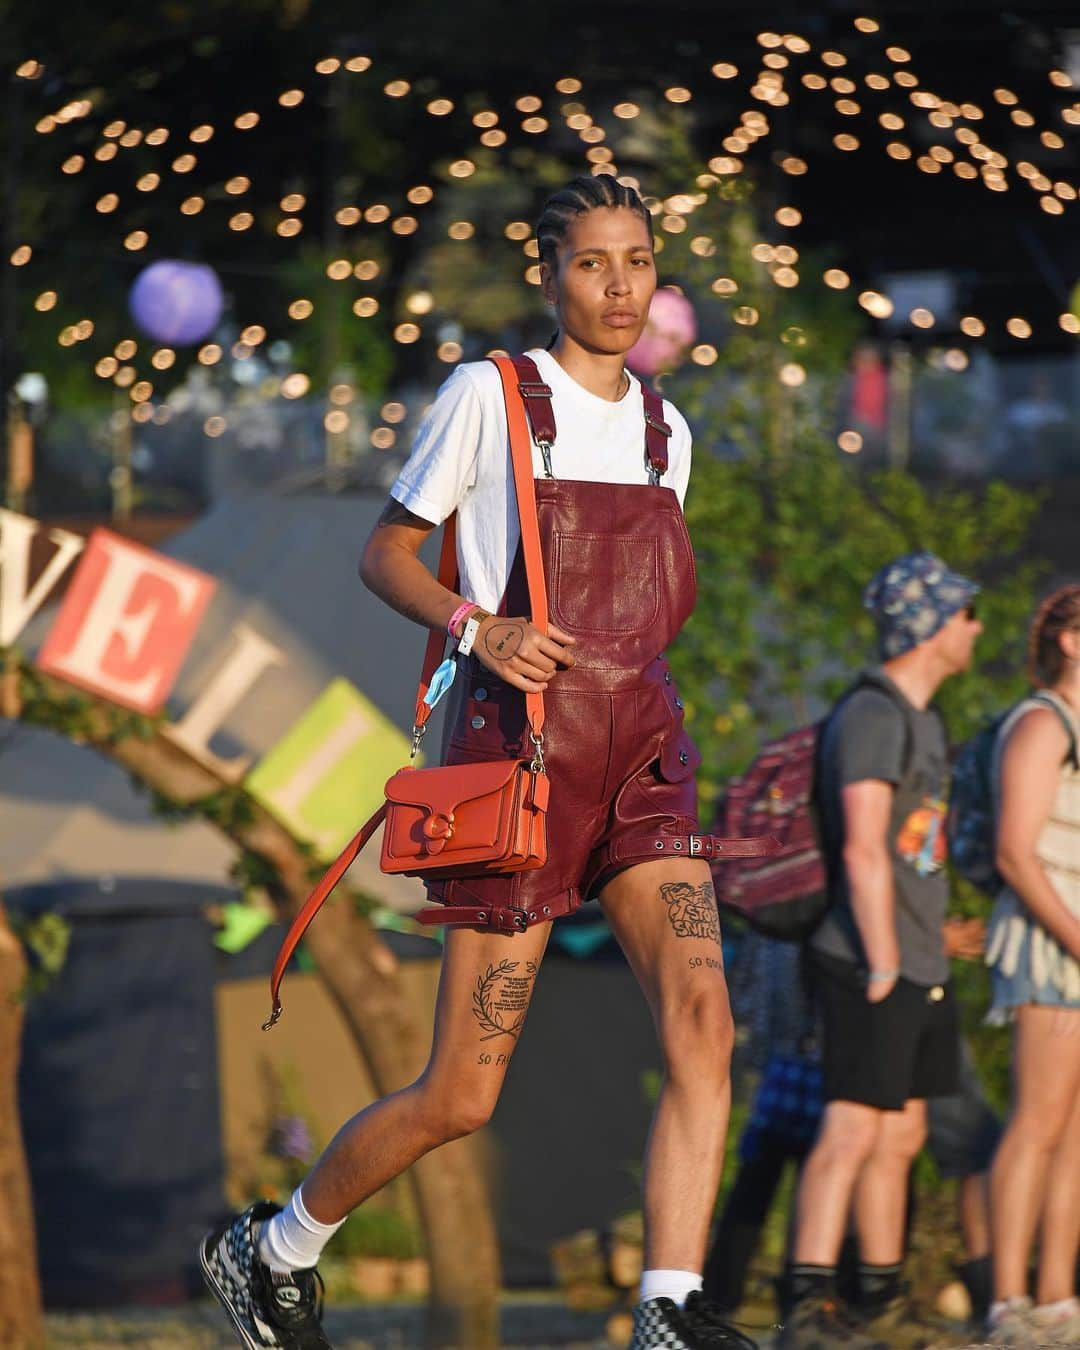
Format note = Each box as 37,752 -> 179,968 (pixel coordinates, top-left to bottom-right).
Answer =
659,880 -> 721,943
471,958 -> 538,1044
483,620 -> 525,661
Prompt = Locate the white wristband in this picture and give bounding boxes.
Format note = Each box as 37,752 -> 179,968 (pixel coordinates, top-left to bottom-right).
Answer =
457,614 -> 483,657
867,968 -> 900,983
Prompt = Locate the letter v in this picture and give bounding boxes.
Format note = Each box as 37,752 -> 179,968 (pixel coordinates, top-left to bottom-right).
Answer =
0,509 -> 85,647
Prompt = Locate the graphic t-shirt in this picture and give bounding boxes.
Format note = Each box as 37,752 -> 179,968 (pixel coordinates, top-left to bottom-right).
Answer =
810,669 -> 951,986
389,347 -> 692,614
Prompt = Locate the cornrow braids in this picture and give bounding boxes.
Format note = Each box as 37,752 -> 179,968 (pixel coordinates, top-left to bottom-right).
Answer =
1027,583 -> 1080,686
535,174 -> 653,270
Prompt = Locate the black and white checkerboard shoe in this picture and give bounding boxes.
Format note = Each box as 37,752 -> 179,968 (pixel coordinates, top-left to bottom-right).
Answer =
199,1201 -> 332,1349
631,1292 -> 758,1349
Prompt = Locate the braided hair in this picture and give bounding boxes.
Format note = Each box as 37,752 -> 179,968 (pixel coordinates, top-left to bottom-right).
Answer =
1027,583 -> 1080,686
535,174 -> 653,271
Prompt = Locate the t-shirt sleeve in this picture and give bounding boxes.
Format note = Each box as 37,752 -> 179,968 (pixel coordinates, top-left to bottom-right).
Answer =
836,690 -> 906,788
389,365 -> 483,525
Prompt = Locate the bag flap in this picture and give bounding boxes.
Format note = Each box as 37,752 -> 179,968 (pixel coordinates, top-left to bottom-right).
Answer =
384,760 -> 522,815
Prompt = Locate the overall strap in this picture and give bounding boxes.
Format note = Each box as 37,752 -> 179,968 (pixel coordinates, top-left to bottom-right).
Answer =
510,351 -> 671,482
641,384 -> 671,478
510,353 -> 557,447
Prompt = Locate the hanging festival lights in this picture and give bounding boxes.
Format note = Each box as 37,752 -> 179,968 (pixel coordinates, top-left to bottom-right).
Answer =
12,10 -> 1080,442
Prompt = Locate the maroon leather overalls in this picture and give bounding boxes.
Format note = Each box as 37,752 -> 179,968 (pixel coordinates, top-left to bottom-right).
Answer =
424,355 -> 707,931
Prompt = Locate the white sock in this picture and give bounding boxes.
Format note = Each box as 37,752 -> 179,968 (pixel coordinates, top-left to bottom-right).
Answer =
639,1268 -> 703,1308
1034,1297 -> 1080,1324
258,1186 -> 346,1274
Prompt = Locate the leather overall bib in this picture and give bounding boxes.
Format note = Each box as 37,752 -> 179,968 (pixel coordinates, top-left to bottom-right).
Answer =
425,357 -> 704,931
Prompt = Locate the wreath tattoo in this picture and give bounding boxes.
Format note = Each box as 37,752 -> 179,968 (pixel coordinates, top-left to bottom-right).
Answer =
659,881 -> 721,943
471,958 -> 539,1041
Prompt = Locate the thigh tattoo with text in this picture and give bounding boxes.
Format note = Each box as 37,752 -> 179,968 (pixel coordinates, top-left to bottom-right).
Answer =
659,879 -> 721,943
470,959 -> 539,1042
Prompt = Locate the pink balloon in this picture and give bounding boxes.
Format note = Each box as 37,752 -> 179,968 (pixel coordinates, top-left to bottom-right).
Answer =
626,288 -> 697,376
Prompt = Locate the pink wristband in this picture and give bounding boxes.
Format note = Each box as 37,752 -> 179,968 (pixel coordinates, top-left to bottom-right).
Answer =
447,601 -> 479,639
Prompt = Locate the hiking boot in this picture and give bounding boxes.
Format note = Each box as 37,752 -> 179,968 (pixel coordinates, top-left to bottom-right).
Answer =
199,1201 -> 331,1349
630,1294 -> 758,1348
856,1294 -> 967,1348
778,1294 -> 889,1349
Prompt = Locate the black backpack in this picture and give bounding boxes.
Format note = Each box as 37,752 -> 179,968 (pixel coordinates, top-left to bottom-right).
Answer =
948,691 -> 1079,896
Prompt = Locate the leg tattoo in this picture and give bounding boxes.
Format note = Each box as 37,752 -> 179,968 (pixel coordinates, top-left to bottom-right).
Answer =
471,959 -> 539,1043
659,879 -> 721,943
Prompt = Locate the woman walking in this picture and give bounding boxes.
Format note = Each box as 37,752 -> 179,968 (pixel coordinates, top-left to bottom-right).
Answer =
985,585 -> 1080,1346
201,174 -> 755,1350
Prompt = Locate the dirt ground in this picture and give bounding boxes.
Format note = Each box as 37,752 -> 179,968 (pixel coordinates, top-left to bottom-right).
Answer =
41,1302 -> 1023,1350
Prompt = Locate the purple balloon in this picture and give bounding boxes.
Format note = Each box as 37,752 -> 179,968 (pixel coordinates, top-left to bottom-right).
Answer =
129,260 -> 224,346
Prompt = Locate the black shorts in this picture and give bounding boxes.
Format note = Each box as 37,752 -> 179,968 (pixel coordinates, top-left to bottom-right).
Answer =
812,952 -> 960,1112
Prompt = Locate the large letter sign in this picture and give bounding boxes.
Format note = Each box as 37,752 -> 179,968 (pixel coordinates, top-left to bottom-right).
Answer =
0,508 -> 85,647
246,678 -> 412,859
37,529 -> 216,713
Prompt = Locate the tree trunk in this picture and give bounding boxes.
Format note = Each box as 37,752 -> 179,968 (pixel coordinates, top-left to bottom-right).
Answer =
14,670 -> 502,1348
0,901 -> 45,1350
299,897 -> 501,1349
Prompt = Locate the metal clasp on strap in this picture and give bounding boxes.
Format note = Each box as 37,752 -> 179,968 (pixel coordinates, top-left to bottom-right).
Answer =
644,408 -> 672,437
689,834 -> 704,856
410,723 -> 427,759
518,381 -> 554,400
529,729 -> 546,774
537,440 -> 554,478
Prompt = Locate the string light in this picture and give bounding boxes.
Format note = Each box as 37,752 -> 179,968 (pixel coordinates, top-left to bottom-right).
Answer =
17,21 -> 1080,405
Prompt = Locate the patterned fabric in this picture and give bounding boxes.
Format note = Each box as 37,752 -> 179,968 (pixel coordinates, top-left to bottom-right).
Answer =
631,1299 -> 693,1350
728,933 -> 819,1070
741,1054 -> 823,1158
986,691 -> 1080,1022
199,1201 -> 330,1350
863,551 -> 978,659
631,1294 -> 758,1348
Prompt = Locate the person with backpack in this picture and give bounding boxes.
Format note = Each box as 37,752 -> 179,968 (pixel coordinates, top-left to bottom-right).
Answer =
981,585 -> 1080,1347
778,550 -> 982,1350
199,174 -> 760,1350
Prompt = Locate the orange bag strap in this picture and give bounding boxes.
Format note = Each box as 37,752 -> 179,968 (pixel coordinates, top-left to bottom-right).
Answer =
263,802 -> 387,1029
412,356 -> 548,744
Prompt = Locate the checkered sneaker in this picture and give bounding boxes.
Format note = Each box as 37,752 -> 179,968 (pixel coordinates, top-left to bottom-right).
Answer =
199,1201 -> 331,1349
631,1295 -> 758,1349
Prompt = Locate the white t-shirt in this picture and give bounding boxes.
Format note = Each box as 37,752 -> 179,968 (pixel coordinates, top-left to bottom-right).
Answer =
390,347 -> 692,614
